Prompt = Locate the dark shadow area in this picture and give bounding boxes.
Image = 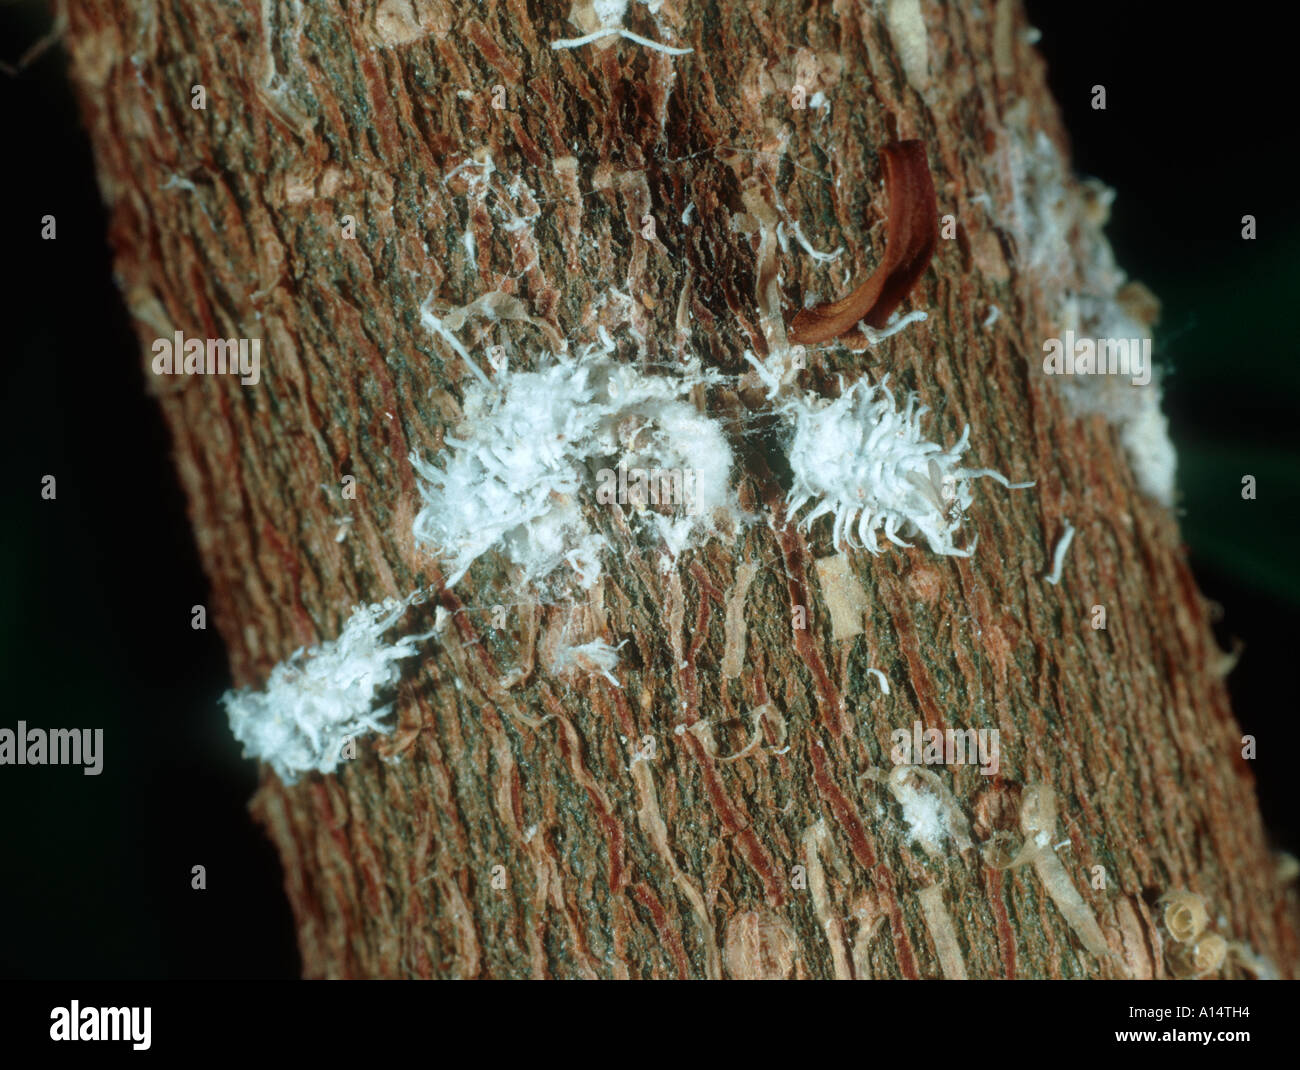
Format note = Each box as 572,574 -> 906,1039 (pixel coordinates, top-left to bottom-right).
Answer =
0,4 -> 298,977
1028,0 -> 1299,857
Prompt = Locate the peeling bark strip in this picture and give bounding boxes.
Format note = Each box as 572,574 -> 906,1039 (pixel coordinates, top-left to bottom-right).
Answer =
996,783 -> 1115,966
61,0 -> 1299,978
917,884 -> 968,980
813,552 -> 868,641
720,560 -> 759,678
787,140 -> 938,344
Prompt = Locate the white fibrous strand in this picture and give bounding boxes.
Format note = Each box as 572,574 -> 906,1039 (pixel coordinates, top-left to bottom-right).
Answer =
411,348 -> 740,588
222,593 -> 431,784
550,0 -> 692,54
1045,519 -> 1076,585
862,309 -> 928,345
552,638 -> 626,686
782,375 -> 1033,557
782,217 -> 843,264
742,348 -> 784,400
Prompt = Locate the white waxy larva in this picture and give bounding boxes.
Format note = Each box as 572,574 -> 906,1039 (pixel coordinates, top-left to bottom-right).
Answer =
222,591 -> 432,783
411,348 -> 740,589
781,375 -> 1033,558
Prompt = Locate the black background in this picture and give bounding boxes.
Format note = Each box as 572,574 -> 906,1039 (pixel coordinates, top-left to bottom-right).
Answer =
1,2 -> 1295,978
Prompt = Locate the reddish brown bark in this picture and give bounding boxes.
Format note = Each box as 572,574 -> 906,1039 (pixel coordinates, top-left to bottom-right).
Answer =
62,0 -> 1298,978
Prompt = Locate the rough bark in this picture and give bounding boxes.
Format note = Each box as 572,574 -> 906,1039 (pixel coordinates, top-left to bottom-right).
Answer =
63,0 -> 1298,978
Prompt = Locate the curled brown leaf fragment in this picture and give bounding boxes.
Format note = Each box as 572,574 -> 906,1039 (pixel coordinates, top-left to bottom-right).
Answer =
787,140 -> 939,345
